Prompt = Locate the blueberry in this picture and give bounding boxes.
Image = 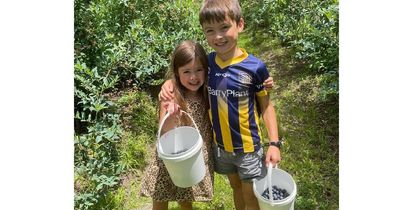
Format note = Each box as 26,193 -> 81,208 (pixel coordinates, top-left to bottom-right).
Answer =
265,186 -> 290,200
263,186 -> 291,201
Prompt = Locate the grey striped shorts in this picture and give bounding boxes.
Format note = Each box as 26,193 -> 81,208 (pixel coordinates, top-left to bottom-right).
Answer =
213,145 -> 266,182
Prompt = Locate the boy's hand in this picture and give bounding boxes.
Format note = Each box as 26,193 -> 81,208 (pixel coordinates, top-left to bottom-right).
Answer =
265,145 -> 281,167
158,79 -> 175,102
263,76 -> 274,90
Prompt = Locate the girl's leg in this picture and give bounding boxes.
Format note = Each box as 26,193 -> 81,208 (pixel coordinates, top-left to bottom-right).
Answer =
178,201 -> 193,210
152,200 -> 168,210
227,173 -> 245,210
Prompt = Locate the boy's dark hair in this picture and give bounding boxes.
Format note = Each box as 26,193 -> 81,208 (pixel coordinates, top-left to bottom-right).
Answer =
199,0 -> 242,26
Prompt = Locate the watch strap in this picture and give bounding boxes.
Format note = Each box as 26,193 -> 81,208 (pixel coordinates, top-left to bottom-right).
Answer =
268,140 -> 282,149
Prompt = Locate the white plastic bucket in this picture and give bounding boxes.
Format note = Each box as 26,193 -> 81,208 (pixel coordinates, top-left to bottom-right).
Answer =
156,111 -> 206,188
253,164 -> 297,210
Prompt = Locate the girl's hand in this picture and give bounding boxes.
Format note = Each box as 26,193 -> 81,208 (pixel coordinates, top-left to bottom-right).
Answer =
165,101 -> 180,116
263,76 -> 274,90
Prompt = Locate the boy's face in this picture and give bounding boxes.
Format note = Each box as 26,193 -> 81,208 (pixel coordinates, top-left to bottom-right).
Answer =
202,16 -> 244,59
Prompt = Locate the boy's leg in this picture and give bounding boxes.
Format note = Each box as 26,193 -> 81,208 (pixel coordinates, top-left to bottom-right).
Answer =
241,181 -> 260,210
213,146 -> 245,210
178,201 -> 193,210
152,201 -> 168,210
213,145 -> 264,210
227,173 -> 245,210
236,148 -> 266,210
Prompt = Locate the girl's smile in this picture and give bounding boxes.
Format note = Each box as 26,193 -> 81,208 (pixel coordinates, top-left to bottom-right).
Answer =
178,58 -> 205,93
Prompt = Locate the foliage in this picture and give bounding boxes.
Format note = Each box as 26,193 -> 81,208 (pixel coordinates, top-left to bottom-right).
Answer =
74,0 -> 204,88
74,62 -> 123,209
116,90 -> 158,171
117,90 -> 158,135
92,89 -> 158,209
74,0 -> 203,209
241,0 -> 339,101
74,62 -> 119,129
74,118 -> 123,210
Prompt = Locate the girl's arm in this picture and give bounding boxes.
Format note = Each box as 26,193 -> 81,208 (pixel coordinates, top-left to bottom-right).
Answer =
159,100 -> 180,135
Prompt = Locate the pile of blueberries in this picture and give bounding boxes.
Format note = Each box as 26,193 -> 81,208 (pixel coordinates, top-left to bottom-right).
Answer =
170,148 -> 189,155
262,185 -> 290,200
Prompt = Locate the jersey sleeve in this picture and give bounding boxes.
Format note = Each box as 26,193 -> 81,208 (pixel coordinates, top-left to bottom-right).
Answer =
254,60 -> 270,97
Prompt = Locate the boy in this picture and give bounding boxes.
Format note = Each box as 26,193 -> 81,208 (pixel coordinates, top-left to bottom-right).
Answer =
199,1 -> 280,209
160,0 -> 281,209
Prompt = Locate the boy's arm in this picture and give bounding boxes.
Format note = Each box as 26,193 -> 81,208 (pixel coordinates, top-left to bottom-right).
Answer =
158,79 -> 175,102
257,94 -> 281,166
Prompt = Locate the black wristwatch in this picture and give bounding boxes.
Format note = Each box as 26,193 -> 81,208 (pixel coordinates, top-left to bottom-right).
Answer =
268,140 -> 282,149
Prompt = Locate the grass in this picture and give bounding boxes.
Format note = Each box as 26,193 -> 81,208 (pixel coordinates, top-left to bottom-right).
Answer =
98,170 -> 152,210
240,30 -> 339,209
168,174 -> 234,210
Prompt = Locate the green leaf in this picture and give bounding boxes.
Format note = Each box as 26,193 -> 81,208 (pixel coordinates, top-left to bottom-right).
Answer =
95,136 -> 102,143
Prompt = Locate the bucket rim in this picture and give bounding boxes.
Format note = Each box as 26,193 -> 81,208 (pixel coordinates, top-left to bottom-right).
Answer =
157,131 -> 203,161
156,111 -> 202,160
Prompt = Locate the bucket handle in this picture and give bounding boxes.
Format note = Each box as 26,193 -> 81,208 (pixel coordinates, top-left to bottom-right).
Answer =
264,164 -> 278,205
156,110 -> 199,154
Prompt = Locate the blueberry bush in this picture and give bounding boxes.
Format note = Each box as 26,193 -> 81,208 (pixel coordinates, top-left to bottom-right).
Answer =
74,0 -> 203,209
242,0 -> 339,101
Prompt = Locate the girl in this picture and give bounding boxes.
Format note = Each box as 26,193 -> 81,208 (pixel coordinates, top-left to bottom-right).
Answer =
140,40 -> 214,210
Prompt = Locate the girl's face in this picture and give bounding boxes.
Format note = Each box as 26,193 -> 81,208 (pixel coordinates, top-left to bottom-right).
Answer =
178,58 -> 205,94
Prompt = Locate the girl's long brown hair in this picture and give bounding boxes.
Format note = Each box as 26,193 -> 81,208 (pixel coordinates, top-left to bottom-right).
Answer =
165,40 -> 209,122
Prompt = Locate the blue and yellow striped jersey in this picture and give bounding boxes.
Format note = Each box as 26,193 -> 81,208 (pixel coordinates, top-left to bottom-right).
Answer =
207,49 -> 269,153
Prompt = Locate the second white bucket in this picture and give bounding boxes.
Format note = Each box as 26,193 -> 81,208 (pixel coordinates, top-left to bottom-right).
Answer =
253,164 -> 297,210
156,111 -> 206,188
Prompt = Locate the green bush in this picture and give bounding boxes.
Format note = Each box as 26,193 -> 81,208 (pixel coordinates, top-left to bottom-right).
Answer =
74,41 -> 123,210
89,89 -> 159,209
74,0 -> 204,88
74,114 -> 123,210
74,1 -> 203,209
116,90 -> 158,171
117,90 -> 158,135
74,62 -> 119,129
241,0 -> 339,100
